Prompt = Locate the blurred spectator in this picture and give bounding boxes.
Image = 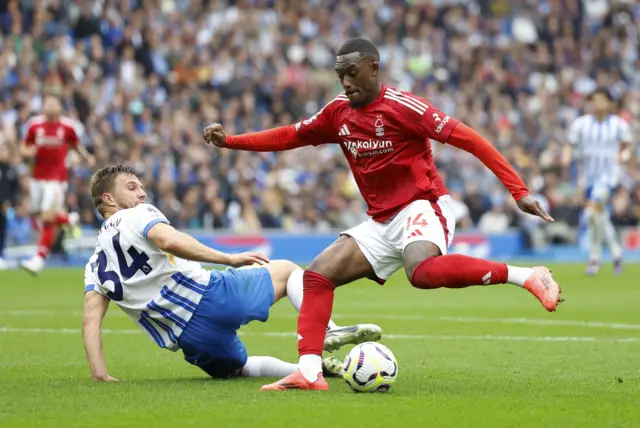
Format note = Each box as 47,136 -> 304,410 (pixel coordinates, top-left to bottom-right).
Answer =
0,0 -> 637,247
478,203 -> 511,234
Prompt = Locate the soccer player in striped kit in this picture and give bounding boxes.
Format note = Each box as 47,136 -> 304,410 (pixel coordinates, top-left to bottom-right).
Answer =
565,88 -> 634,275
82,165 -> 381,381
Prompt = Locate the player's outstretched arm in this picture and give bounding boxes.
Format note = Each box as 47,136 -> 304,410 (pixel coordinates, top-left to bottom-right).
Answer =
19,140 -> 37,159
146,222 -> 269,267
202,123 -> 310,152
72,143 -> 96,168
82,291 -> 117,381
447,123 -> 554,222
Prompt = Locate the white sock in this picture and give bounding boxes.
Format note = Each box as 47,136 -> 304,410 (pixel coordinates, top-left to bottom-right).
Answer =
287,269 -> 339,329
298,354 -> 322,382
603,213 -> 622,259
588,210 -> 604,261
286,269 -> 304,312
506,266 -> 534,287
240,356 -> 298,378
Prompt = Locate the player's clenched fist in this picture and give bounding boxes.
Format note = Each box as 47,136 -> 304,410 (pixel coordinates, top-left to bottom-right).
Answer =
202,123 -> 226,147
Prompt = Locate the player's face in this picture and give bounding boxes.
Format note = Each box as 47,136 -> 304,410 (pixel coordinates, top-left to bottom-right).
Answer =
335,57 -> 379,107
591,93 -> 610,115
107,173 -> 147,211
43,96 -> 61,119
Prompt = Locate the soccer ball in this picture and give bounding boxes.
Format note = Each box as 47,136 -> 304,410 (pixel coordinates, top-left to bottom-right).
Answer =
342,342 -> 398,393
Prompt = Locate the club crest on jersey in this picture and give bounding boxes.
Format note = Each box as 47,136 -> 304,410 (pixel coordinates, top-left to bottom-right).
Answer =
375,116 -> 384,137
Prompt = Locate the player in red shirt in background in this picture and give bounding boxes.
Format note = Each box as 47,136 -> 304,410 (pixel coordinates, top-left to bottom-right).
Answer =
203,39 -> 563,391
19,94 -> 95,275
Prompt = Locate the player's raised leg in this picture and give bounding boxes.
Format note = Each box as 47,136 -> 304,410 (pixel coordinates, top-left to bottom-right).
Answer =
402,198 -> 562,312
260,237 -> 376,391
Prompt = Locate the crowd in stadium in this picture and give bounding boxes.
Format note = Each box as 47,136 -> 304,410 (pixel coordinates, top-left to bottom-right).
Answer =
0,0 -> 639,248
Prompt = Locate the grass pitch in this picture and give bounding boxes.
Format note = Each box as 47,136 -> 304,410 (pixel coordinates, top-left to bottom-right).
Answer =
1,264 -> 639,427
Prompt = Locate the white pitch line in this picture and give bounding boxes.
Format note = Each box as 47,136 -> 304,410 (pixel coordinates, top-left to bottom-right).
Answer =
3,310 -> 640,331
437,316 -> 640,331
0,327 -> 637,343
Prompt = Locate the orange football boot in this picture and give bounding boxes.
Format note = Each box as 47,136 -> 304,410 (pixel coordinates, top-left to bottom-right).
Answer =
523,266 -> 563,312
260,369 -> 329,391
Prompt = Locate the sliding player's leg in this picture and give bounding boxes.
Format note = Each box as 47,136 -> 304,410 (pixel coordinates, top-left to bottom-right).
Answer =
178,261 -> 374,380
401,198 -> 561,311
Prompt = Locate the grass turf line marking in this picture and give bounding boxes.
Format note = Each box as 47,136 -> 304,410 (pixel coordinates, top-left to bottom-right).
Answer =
436,316 -> 640,331
4,310 -> 640,331
0,327 -> 637,343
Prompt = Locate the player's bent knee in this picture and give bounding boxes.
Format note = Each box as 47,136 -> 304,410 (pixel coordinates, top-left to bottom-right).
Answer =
307,235 -> 372,286
265,260 -> 299,301
40,211 -> 56,222
402,241 -> 442,281
407,256 -> 441,289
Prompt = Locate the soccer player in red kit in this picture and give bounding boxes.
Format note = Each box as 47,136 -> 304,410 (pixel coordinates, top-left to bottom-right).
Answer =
203,38 -> 563,391
19,95 -> 95,275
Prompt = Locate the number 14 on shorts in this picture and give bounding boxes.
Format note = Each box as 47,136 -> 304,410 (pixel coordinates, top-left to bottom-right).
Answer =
406,213 -> 428,239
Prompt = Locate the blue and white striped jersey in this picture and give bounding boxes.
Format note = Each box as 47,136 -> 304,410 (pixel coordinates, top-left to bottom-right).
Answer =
567,114 -> 632,188
84,203 -> 211,351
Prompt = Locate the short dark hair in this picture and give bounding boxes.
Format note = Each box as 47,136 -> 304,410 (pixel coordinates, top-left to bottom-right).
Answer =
337,38 -> 379,60
90,165 -> 136,215
588,87 -> 614,102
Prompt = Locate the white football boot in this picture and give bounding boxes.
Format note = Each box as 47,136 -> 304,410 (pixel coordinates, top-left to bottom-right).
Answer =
323,324 -> 382,353
322,356 -> 344,378
20,255 -> 45,276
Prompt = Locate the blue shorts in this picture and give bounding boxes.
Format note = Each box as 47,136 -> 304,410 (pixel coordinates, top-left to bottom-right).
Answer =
178,267 -> 274,378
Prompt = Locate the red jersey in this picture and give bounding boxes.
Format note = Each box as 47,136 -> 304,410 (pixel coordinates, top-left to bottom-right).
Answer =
292,85 -> 459,221
225,84 -> 529,223
24,115 -> 80,181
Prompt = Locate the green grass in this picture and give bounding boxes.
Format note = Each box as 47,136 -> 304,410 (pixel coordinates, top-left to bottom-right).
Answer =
1,264 -> 639,427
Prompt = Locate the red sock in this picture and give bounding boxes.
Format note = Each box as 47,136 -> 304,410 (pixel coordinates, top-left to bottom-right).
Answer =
55,213 -> 69,226
297,271 -> 336,357
36,222 -> 57,259
411,254 -> 508,289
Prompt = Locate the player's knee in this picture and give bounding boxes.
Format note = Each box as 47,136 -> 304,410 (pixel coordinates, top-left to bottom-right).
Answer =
406,256 -> 440,289
307,253 -> 344,285
267,259 -> 299,281
40,211 -> 55,222
403,241 -> 442,283
266,260 -> 299,300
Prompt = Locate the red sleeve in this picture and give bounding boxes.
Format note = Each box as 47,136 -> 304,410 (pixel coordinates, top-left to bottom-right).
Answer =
225,96 -> 341,151
24,125 -> 36,146
226,126 -> 309,151
447,122 -> 530,201
66,126 -> 80,147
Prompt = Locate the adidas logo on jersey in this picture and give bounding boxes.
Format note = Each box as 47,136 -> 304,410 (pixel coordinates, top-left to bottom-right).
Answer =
338,124 -> 351,136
